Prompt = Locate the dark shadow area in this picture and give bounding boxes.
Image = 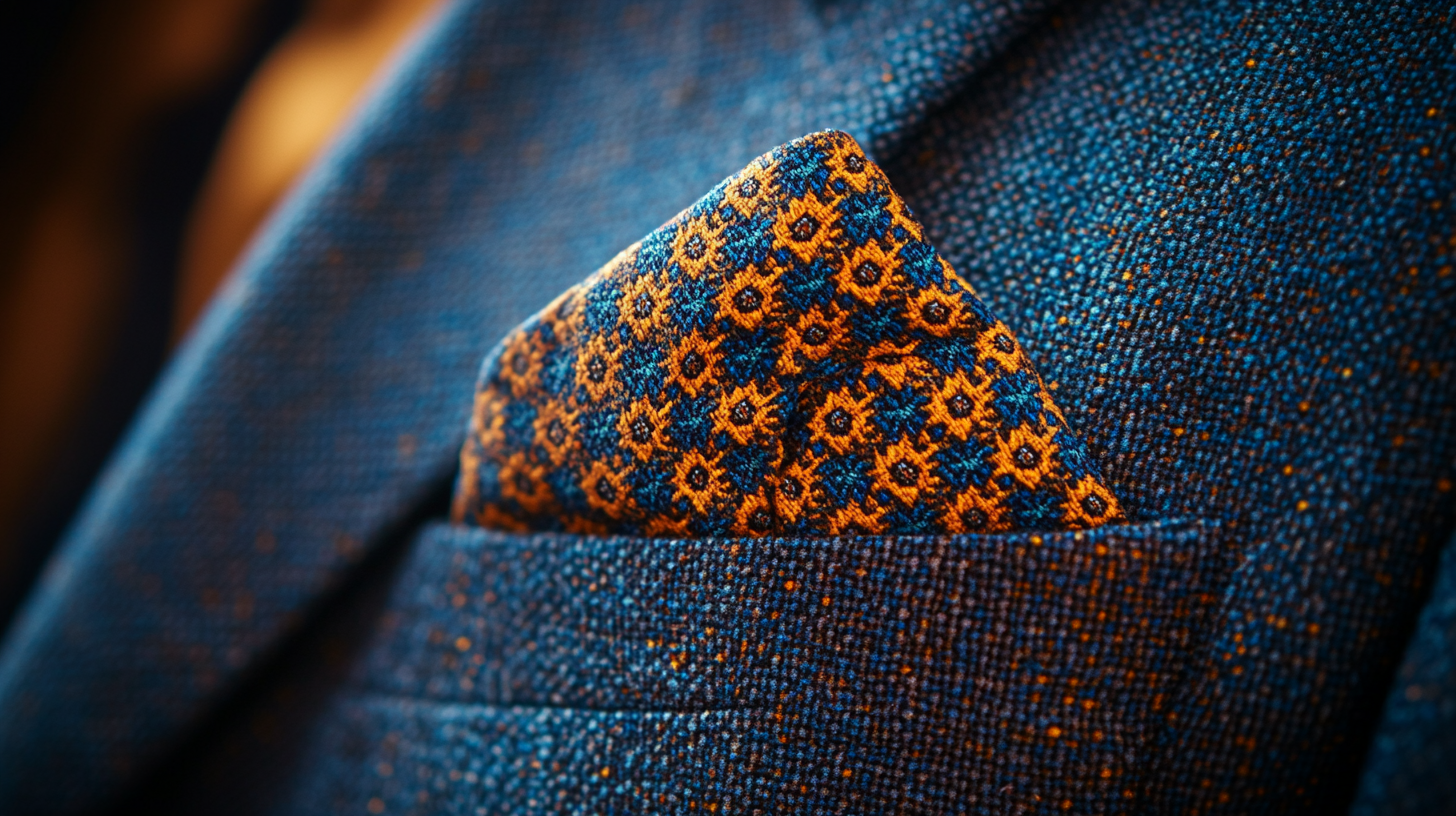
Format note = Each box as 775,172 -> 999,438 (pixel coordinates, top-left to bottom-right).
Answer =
0,0 -> 305,633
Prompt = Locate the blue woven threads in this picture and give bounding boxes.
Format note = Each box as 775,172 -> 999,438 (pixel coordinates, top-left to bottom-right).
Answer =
455,131 -> 1124,538
0,0 -> 1448,813
292,519 -> 1229,813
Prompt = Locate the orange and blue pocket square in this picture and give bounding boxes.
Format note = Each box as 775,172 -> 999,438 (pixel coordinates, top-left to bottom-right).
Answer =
453,130 -> 1122,537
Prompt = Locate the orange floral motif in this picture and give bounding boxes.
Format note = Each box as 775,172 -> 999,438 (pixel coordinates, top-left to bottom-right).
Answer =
617,399 -> 670,463
669,218 -> 718,279
929,370 -> 995,441
581,460 -> 630,519
778,304 -> 842,376
772,195 -> 837,265
716,271 -> 777,331
944,487 -> 1013,534
807,387 -> 876,456
451,130 -> 1124,536
665,331 -> 719,397
872,437 -> 935,507
531,401 -> 578,465
672,449 -> 726,517
993,422 -> 1062,492
619,269 -> 671,342
498,331 -> 545,400
837,242 -> 897,305
711,382 -> 782,448
574,333 -> 620,404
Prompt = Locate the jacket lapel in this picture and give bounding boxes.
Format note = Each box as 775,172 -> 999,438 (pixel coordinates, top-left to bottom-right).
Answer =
0,0 -> 1052,811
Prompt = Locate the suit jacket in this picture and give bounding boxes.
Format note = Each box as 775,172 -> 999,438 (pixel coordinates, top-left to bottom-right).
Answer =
0,0 -> 1451,813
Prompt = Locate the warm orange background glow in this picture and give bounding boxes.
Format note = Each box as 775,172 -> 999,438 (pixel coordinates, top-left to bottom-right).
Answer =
177,0 -> 442,340
0,0 -> 442,583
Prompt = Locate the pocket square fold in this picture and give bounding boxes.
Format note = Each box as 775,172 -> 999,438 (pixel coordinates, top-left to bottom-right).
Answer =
453,130 -> 1122,537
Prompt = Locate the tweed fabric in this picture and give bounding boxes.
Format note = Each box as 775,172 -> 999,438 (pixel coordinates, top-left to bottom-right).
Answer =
454,131 -> 1122,538
878,3 -> 1456,810
293,519 -> 1227,813
1350,530 -> 1456,816
0,1 -> 1450,815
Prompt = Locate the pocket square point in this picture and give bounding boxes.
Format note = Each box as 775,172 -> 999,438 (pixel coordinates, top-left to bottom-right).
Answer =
454,130 -> 1124,537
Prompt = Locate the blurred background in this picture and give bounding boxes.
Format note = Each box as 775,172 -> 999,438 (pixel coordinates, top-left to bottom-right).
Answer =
0,0 -> 442,631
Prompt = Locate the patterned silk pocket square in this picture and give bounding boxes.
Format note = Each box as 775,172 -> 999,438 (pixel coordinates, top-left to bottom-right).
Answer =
453,131 -> 1123,537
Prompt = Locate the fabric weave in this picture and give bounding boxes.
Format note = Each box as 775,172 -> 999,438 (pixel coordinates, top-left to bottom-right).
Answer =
0,1 -> 1449,814
454,131 -> 1122,537
297,518 -> 1229,814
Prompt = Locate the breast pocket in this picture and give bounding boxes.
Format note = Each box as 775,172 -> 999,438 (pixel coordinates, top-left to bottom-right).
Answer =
288,518 -> 1228,815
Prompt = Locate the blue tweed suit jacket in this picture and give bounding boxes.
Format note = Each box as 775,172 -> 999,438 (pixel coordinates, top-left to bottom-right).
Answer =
0,1 -> 1451,814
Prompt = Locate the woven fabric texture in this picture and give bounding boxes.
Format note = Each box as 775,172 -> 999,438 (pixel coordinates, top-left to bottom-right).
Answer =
293,519 -> 1227,813
0,1 -> 1449,815
1351,530 -> 1456,816
455,131 -> 1122,537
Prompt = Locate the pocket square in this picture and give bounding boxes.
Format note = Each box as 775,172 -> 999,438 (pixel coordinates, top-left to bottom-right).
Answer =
453,131 -> 1123,537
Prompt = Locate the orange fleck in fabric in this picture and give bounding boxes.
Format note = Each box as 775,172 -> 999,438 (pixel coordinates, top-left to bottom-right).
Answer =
453,131 -> 1123,537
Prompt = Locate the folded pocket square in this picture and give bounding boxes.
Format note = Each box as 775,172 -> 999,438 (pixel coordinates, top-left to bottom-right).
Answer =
453,130 -> 1123,537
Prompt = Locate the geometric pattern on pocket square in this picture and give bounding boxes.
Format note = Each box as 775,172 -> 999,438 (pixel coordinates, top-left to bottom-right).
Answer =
453,130 -> 1123,536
